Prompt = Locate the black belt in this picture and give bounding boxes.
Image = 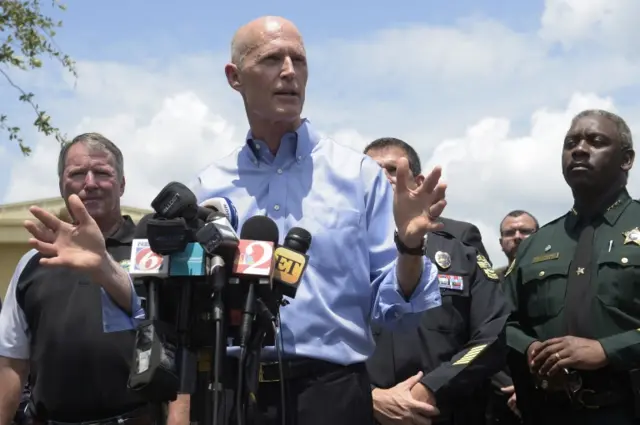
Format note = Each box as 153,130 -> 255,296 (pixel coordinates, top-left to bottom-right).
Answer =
258,358 -> 366,383
32,404 -> 155,425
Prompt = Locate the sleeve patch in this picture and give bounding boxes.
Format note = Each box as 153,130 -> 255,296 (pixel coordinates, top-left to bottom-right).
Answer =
453,344 -> 488,366
476,254 -> 499,281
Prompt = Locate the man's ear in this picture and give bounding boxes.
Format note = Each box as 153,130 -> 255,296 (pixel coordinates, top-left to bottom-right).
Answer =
225,63 -> 242,92
621,148 -> 635,172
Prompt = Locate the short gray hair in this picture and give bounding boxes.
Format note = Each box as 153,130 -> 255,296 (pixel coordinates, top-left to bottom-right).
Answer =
57,133 -> 124,182
571,109 -> 633,151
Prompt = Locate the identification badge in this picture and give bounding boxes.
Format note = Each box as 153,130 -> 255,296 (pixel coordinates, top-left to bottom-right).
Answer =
438,274 -> 464,291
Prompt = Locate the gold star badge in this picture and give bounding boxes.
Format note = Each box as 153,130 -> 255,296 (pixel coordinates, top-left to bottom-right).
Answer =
576,267 -> 585,275
623,228 -> 640,246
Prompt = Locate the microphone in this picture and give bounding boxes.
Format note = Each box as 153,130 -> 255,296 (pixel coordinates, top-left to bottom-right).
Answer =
232,216 -> 279,348
272,227 -> 312,299
130,214 -> 170,278
232,216 -> 279,425
198,197 -> 239,231
195,210 -> 239,259
151,182 -> 200,222
152,181 -> 226,226
130,214 -> 206,278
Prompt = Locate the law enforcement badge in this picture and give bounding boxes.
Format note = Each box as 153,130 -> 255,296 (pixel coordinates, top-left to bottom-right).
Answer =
477,254 -> 499,281
623,227 -> 640,246
434,251 -> 451,270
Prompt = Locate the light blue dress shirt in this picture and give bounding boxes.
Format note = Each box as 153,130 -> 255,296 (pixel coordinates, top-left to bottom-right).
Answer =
190,119 -> 442,365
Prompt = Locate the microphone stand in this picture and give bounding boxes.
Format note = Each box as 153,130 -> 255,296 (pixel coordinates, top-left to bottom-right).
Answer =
177,281 -> 196,421
145,278 -> 168,423
237,282 -> 257,425
208,256 -> 227,425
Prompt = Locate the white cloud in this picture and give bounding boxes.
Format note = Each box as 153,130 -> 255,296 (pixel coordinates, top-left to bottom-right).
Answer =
425,92 -> 632,265
3,1 -> 640,267
4,90 -> 242,209
539,0 -> 640,53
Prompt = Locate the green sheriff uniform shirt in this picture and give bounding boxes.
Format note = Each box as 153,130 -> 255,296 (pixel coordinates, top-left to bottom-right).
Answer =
504,189 -> 640,370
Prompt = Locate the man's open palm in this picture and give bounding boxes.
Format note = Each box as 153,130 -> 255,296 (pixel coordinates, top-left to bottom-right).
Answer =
393,158 -> 447,247
24,194 -> 107,269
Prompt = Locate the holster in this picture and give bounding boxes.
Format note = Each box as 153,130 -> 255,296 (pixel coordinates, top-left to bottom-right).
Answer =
127,319 -> 179,402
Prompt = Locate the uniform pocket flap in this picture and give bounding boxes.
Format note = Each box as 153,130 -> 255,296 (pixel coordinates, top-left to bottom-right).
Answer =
522,260 -> 571,283
597,251 -> 640,267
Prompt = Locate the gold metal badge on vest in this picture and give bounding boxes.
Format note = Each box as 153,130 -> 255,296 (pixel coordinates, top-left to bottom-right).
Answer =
435,251 -> 451,270
623,227 -> 640,246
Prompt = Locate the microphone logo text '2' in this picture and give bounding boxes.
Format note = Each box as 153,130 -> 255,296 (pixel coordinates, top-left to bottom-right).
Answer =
232,240 -> 274,276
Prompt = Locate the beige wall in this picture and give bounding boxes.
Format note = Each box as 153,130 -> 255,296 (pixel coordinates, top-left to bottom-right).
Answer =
0,243 -> 31,300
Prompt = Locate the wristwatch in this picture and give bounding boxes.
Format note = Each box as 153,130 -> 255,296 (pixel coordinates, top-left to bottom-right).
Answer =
394,231 -> 426,256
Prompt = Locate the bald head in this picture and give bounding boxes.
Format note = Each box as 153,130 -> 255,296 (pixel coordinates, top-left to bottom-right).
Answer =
231,16 -> 304,67
225,15 -> 308,134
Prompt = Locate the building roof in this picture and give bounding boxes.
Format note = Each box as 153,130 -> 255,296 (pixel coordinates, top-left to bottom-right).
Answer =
0,197 -> 151,243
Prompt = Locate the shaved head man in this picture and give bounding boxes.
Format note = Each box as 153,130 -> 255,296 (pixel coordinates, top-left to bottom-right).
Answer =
225,16 -> 308,151
187,14 -> 448,425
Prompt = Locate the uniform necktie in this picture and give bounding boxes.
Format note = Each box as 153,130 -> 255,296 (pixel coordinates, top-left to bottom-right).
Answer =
564,221 -> 595,337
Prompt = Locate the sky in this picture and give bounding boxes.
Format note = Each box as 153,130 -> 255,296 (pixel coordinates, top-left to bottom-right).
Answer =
2,0 -> 640,266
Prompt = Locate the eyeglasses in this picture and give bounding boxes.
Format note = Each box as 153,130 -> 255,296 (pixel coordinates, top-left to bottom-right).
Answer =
501,228 -> 536,238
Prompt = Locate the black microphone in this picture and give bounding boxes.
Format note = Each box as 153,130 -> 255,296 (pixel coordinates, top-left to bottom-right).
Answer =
272,227 -> 312,299
233,216 -> 279,348
151,181 -> 221,225
233,216 -> 279,425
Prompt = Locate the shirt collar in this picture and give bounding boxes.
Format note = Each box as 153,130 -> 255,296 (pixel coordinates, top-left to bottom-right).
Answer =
244,118 -> 320,165
566,188 -> 631,229
106,215 -> 136,246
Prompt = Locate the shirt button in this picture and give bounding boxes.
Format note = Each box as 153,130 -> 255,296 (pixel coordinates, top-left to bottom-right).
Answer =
297,156 -> 302,162
255,144 -> 261,149
274,204 -> 280,211
277,168 -> 283,174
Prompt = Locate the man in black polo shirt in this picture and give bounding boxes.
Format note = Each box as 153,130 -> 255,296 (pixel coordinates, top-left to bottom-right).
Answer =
0,133 -> 149,425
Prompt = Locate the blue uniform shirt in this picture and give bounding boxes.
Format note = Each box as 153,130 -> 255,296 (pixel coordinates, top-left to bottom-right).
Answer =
190,119 -> 442,365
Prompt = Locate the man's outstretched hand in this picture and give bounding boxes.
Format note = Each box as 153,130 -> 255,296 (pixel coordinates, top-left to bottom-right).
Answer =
24,194 -> 107,269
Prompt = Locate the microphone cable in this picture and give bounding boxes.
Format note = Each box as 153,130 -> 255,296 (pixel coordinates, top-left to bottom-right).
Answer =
276,310 -> 286,425
253,298 -> 286,425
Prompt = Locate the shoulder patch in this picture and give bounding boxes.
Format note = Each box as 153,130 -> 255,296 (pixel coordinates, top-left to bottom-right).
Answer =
504,259 -> 516,278
476,254 -> 499,281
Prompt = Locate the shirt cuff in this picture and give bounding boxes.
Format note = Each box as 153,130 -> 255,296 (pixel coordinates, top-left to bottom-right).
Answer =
506,327 -> 537,355
379,257 -> 441,322
101,276 -> 145,333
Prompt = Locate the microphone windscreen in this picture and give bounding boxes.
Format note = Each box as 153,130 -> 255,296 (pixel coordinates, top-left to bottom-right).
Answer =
284,227 -> 312,253
199,197 -> 239,231
239,216 -> 279,245
133,213 -> 155,239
